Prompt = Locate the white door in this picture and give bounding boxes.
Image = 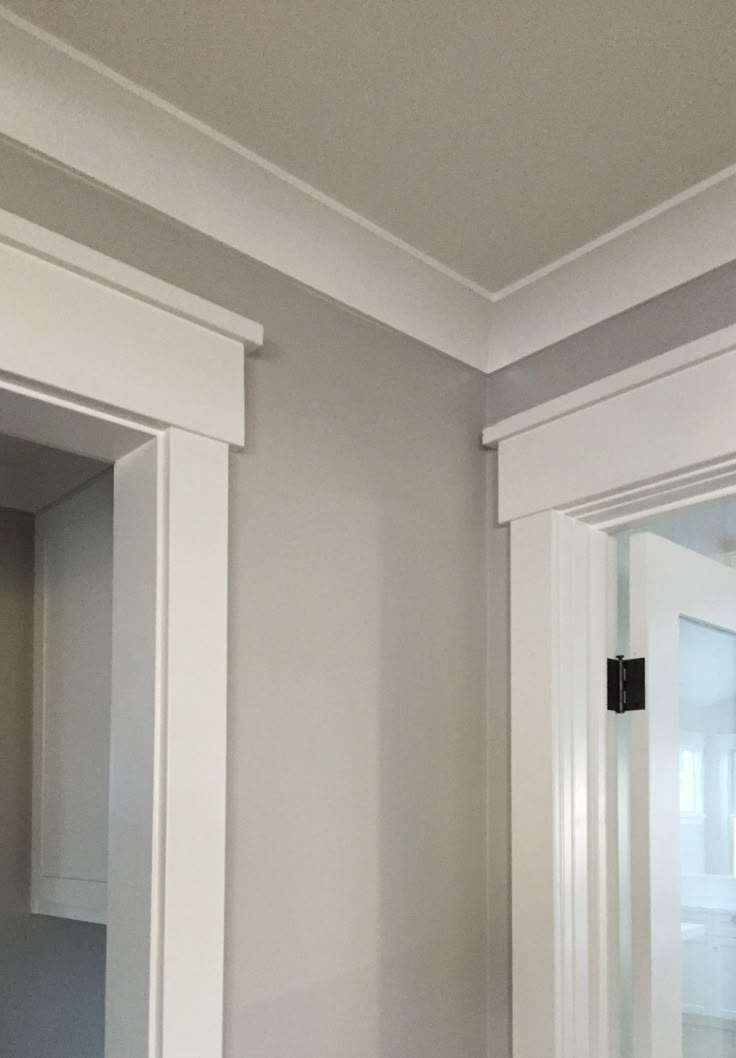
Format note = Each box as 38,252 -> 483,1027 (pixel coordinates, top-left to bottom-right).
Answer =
628,532 -> 736,1058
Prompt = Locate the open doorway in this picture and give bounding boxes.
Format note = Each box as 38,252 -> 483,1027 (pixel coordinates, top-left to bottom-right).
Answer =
0,206 -> 258,1056
615,497 -> 736,1058
0,432 -> 112,1057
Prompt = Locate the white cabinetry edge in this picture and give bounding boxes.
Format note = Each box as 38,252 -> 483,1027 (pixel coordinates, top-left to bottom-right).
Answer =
31,472 -> 113,925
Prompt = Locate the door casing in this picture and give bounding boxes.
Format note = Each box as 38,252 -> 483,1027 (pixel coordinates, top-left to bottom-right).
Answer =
0,207 -> 262,1057
486,321 -> 736,1058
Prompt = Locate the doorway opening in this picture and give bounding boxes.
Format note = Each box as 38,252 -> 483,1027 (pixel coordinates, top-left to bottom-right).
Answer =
614,497 -> 736,1058
0,433 -> 113,1057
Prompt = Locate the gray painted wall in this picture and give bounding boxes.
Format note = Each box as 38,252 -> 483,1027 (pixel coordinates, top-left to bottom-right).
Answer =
0,142 -> 494,1057
0,507 -> 106,1058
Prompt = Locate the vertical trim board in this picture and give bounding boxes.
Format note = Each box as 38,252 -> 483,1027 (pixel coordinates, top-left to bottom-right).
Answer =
511,512 -> 611,1058
160,429 -> 229,1058
106,438 -> 162,1058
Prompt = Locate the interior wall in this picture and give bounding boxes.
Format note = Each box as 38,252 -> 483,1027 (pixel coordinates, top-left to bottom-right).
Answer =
0,142 -> 494,1058
0,507 -> 106,1058
485,452 -> 511,1058
6,132 -> 731,1058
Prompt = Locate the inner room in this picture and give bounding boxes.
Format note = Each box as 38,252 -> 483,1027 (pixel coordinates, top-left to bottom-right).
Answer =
0,433 -> 111,1058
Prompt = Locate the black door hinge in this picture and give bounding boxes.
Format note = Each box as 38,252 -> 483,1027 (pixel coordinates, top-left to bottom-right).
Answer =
607,655 -> 646,714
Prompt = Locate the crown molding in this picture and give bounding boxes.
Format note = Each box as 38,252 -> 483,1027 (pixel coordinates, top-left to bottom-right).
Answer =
0,8 -> 494,371
2,5 -> 736,374
485,165 -> 736,371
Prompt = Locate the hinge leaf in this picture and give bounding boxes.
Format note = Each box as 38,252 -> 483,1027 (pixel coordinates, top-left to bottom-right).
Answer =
607,655 -> 646,714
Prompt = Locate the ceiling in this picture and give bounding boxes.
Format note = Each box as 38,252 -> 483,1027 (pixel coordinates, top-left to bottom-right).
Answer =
619,495 -> 736,561
0,433 -> 107,513
4,0 -> 736,295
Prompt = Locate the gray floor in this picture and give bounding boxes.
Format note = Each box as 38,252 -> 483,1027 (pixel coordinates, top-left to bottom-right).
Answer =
684,1022 -> 736,1058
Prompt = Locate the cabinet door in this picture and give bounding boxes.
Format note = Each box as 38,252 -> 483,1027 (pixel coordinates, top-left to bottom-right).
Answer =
682,937 -> 710,1017
31,471 -> 113,924
715,936 -> 736,1021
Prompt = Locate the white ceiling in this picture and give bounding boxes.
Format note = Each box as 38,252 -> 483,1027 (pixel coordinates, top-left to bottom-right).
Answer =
4,0 -> 736,296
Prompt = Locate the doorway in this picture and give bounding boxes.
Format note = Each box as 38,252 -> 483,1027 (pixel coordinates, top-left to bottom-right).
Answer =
0,206 -> 257,1057
0,434 -> 111,1056
614,498 -> 736,1058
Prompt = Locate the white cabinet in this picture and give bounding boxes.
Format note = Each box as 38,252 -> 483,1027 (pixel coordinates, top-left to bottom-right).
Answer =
31,471 -> 113,924
683,935 -> 710,1017
683,910 -> 736,1024
714,935 -> 736,1020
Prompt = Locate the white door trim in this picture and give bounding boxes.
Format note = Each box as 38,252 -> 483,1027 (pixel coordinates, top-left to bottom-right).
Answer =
0,217 -> 262,1057
0,206 -> 261,447
490,327 -> 736,1057
510,512 -> 614,1058
482,322 -> 736,449
485,324 -> 736,526
0,206 -> 263,351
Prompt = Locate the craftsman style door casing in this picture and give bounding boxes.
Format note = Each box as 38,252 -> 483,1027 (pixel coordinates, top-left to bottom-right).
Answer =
486,321 -> 736,1058
0,207 -> 262,1058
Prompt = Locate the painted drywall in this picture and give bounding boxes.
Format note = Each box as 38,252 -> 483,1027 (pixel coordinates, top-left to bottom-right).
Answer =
485,452 -> 511,1058
0,142 -> 494,1057
0,507 -> 106,1058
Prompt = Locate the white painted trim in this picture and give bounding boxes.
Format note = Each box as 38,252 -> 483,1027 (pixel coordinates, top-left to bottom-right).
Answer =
0,7 -> 493,371
566,456 -> 736,530
483,322 -> 736,447
493,164 -> 736,303
31,472 -> 113,927
498,322 -> 736,1058
510,511 -> 612,1058
0,207 -> 263,350
32,895 -> 106,926
0,7 -> 494,304
489,335 -> 736,524
0,213 -> 261,446
0,224 -> 240,1056
106,428 -> 230,1058
106,437 -> 162,1058
159,429 -> 229,1058
0,375 -> 155,462
4,6 -> 736,371
485,165 -> 736,369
